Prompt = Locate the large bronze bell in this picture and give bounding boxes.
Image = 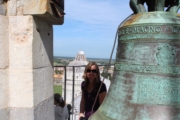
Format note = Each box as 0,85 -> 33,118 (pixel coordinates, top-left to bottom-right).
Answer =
89,0 -> 180,120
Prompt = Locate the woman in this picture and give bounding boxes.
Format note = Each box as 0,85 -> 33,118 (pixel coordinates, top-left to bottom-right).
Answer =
54,93 -> 69,120
79,62 -> 107,119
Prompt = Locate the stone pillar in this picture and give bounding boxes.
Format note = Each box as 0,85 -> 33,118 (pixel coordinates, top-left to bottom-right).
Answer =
8,16 -> 54,120
0,0 -> 64,120
0,15 -> 9,120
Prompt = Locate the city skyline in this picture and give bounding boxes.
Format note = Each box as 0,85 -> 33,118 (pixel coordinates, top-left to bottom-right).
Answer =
53,0 -> 132,59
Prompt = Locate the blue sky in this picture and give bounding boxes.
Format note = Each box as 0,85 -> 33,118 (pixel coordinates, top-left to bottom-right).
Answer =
53,0 -> 133,59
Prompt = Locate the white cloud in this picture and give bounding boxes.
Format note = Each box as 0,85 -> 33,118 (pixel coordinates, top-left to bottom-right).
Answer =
65,0 -> 132,26
54,0 -> 133,58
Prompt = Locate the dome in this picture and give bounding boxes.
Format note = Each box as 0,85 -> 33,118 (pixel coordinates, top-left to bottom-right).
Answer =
68,50 -> 88,66
78,50 -> 84,54
67,50 -> 88,72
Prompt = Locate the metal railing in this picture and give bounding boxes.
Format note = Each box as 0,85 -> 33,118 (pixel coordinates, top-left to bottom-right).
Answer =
53,65 -> 114,120
54,65 -> 87,120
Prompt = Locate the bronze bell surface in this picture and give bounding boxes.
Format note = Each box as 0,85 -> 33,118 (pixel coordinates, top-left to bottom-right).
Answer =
89,0 -> 180,120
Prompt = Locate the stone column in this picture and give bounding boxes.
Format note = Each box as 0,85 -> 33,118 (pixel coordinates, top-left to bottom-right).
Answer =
0,0 -> 64,119
0,15 -> 9,120
8,16 -> 54,120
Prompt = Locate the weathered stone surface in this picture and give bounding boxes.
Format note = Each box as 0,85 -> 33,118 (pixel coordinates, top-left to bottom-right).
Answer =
0,15 -> 8,68
23,0 -> 52,15
0,108 -> 8,120
16,0 -> 23,15
9,68 -> 33,107
34,97 -> 54,120
9,16 -> 54,68
1,2 -> 57,119
6,0 -> 64,24
9,107 -> 34,120
8,15 -> 55,120
0,4 -> 6,15
0,70 -> 8,109
7,0 -> 17,16
0,15 -> 8,120
7,0 -> 52,16
33,17 -> 53,68
33,66 -> 54,106
9,16 -> 33,69
23,0 -> 64,25
9,97 -> 54,120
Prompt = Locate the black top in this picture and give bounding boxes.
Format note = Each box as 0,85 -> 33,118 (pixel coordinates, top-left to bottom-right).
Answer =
81,81 -> 107,118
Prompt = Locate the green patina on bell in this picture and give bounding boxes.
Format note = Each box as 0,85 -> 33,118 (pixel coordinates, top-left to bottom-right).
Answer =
89,0 -> 180,120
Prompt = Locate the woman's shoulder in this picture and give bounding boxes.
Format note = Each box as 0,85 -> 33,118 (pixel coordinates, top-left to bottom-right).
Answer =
97,81 -> 106,86
54,106 -> 64,114
63,106 -> 68,112
81,81 -> 86,91
97,81 -> 107,92
54,105 -> 63,109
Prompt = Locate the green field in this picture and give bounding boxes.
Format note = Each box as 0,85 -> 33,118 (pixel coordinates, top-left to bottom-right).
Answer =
54,85 -> 62,95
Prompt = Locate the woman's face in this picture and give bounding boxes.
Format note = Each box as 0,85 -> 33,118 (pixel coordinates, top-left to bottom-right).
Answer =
87,65 -> 97,82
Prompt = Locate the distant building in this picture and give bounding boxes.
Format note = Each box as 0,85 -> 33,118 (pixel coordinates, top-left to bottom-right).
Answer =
62,50 -> 88,104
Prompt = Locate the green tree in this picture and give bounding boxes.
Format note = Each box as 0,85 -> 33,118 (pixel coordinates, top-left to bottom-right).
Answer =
55,70 -> 63,74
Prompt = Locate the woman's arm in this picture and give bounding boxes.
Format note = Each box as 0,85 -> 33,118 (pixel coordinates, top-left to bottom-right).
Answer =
99,92 -> 107,104
79,91 -> 85,119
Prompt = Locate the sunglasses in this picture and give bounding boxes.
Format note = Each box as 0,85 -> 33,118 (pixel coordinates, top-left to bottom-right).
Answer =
87,69 -> 97,73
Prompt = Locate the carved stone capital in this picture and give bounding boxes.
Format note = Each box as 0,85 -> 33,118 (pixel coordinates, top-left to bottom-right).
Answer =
4,0 -> 64,25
